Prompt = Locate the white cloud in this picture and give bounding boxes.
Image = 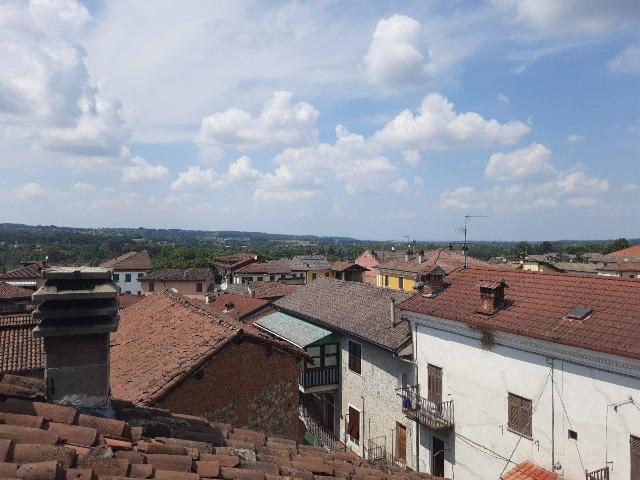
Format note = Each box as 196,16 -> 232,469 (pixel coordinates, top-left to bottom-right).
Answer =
198,91 -> 319,155
485,143 -> 555,181
414,176 -> 424,187
364,14 -> 430,89
608,43 -> 640,74
375,94 -> 530,150
227,156 -> 263,183
436,186 -> 484,210
73,182 -> 93,192
567,133 -> 585,143
19,182 -> 44,199
402,150 -> 422,167
121,157 -> 168,183
622,183 -> 639,191
551,171 -> 608,195
171,166 -> 224,191
498,93 -> 510,104
567,196 -> 598,206
391,178 -> 409,194
532,198 -> 558,208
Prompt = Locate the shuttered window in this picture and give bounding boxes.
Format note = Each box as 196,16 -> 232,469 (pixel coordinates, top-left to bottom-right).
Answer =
427,364 -> 443,406
348,341 -> 361,374
347,406 -> 360,444
507,393 -> 532,437
631,435 -> 640,480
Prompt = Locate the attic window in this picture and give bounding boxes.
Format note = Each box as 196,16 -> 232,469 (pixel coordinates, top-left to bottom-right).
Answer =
566,306 -> 592,320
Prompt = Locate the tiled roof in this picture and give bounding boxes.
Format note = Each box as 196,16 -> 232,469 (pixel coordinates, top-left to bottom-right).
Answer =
234,261 -> 293,275
373,250 -> 408,262
118,294 -> 146,309
200,292 -> 270,320
0,282 -> 32,299
100,250 -> 152,271
275,277 -> 411,352
399,267 -> 640,360
0,381 -> 434,480
247,282 -> 299,300
141,268 -> 213,282
607,245 -> 640,258
213,253 -> 258,270
501,461 -> 561,480
111,290 -> 303,405
292,255 -> 331,271
0,315 -> 42,374
331,262 -> 368,272
378,249 -> 488,275
598,261 -> 640,272
0,262 -> 48,281
553,262 -> 597,274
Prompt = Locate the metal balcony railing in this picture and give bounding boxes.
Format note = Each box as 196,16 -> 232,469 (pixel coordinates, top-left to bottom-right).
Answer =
397,385 -> 454,430
586,467 -> 609,480
299,366 -> 339,389
299,405 -> 346,452
366,437 -> 407,469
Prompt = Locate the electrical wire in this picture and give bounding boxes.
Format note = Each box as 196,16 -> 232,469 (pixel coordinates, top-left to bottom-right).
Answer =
551,377 -> 585,472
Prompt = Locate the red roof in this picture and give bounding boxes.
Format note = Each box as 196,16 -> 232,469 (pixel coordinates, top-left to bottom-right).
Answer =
0,314 -> 41,374
100,250 -> 151,271
0,262 -> 48,281
117,293 -> 145,309
598,261 -> 640,272
213,253 -> 258,270
248,281 -> 299,300
501,461 -> 562,480
0,282 -> 32,300
607,245 -> 640,258
234,260 -> 293,275
378,249 -> 488,275
200,292 -> 270,320
399,267 -> 640,360
331,262 -> 368,272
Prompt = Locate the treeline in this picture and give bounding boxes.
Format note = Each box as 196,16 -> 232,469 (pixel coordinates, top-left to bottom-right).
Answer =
0,223 -> 636,270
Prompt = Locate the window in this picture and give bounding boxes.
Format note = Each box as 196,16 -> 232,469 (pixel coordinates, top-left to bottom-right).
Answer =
257,276 -> 263,282
631,435 -> 640,480
196,282 -> 203,293
508,393 -> 532,437
148,281 -> 154,293
324,272 -> 329,277
398,276 -> 404,290
348,341 -> 361,374
347,406 -> 360,444
270,275 -> 275,281
306,346 -> 322,369
113,273 -> 120,281
427,364 -> 443,406
304,344 -> 338,369
384,274 -> 389,287
280,274 -> 286,280
324,343 -> 338,366
312,272 -> 317,280
137,273 -> 144,279
568,430 -> 577,440
125,273 -> 131,283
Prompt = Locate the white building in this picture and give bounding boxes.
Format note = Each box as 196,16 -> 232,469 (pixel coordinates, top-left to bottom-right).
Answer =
100,250 -> 151,294
399,269 -> 640,480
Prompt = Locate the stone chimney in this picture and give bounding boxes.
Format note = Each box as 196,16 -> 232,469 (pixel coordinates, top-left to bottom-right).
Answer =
404,253 -> 409,263
477,280 -> 508,315
417,250 -> 424,264
32,267 -> 118,409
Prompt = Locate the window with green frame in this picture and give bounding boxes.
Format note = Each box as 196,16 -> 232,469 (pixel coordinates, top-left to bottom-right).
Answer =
304,343 -> 339,369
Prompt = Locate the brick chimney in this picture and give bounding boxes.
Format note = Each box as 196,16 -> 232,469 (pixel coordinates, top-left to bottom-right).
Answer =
32,267 -> 119,409
477,280 -> 508,315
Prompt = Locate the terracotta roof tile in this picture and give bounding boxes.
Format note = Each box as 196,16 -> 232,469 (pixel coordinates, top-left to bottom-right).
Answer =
0,262 -> 49,281
100,251 -> 152,271
234,261 -> 294,275
399,267 -> 640,360
606,244 -> 640,258
501,461 -> 561,480
200,292 -> 270,320
214,254 -> 259,270
331,262 -> 368,273
0,282 -> 32,299
378,249 -> 489,275
274,277 -> 411,351
140,268 -> 213,282
0,314 -> 42,374
247,282 -> 299,300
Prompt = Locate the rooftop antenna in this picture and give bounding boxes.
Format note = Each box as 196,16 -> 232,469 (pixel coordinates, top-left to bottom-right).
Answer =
402,235 -> 410,249
456,214 -> 489,269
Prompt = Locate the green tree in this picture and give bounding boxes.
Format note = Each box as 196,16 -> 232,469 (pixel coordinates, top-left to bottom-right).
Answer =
540,241 -> 553,254
603,238 -> 630,254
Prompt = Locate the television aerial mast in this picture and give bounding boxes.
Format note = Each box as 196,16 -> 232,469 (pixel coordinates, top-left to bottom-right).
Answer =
453,214 -> 489,269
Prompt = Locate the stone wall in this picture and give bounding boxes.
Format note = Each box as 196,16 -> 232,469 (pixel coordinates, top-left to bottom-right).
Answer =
158,340 -> 301,439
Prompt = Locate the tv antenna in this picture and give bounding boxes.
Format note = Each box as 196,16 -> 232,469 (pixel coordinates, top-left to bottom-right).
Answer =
402,235 -> 410,248
451,214 -> 489,269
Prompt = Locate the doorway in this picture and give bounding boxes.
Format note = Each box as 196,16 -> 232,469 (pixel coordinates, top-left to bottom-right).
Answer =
432,436 -> 445,477
396,423 -> 407,461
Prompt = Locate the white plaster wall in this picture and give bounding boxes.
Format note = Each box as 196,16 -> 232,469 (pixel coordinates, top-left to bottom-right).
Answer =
338,334 -> 417,470
412,320 -> 640,480
114,270 -> 144,294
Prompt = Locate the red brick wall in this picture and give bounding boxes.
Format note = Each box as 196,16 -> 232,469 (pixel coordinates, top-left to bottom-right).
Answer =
355,251 -> 379,286
158,340 -> 301,439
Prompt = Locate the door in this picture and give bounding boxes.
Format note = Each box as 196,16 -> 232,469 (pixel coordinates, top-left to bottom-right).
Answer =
396,423 -> 407,461
632,435 -> 640,480
428,364 -> 443,408
432,436 -> 445,477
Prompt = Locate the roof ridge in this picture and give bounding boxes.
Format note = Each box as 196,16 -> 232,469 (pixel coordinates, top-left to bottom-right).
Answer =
467,264 -> 640,283
162,289 -> 242,333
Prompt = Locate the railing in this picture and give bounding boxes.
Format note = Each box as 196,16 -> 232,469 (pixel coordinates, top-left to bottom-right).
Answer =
586,467 -> 609,480
366,437 -> 407,469
397,385 -> 454,430
299,406 -> 346,452
299,366 -> 339,389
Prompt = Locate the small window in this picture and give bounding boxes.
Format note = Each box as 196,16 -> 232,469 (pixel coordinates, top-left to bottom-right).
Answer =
306,346 -> 322,369
113,273 -> 120,281
399,277 -> 404,290
568,429 -> 577,440
348,341 -> 361,374
125,273 -> 131,283
508,393 -> 532,437
137,272 -> 144,279
312,272 -> 317,280
280,274 -> 286,280
270,275 -> 275,281
384,274 -> 389,287
347,406 -> 360,445
324,272 -> 329,277
257,276 -> 263,282
148,281 -> 154,293
196,282 -> 203,292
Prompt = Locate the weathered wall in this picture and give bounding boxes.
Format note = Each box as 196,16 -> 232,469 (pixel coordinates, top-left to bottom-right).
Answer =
338,333 -> 416,469
141,280 -> 208,296
113,270 -> 145,294
158,340 -> 301,439
355,251 -> 379,286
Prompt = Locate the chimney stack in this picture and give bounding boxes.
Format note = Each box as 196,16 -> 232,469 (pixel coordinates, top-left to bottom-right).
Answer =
404,253 -> 409,263
477,280 -> 508,315
32,267 -> 118,409
418,250 -> 424,264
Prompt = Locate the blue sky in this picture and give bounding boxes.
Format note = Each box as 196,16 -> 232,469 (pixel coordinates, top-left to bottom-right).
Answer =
0,0 -> 638,241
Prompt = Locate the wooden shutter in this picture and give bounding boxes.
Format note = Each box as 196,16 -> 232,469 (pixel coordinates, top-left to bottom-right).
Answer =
631,435 -> 640,480
428,365 -> 443,406
508,393 -> 532,437
508,393 -> 519,432
349,342 -> 361,374
521,397 -> 532,437
396,423 -> 407,461
348,407 -> 360,441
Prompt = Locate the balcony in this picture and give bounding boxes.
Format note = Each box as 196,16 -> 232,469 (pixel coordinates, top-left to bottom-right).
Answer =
397,385 -> 454,431
299,366 -> 339,391
586,467 -> 609,480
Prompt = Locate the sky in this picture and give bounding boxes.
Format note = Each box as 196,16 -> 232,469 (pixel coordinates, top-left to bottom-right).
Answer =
0,0 -> 638,241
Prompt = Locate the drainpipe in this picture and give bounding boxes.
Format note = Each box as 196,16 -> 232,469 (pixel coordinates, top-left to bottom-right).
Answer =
414,319 -> 420,472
